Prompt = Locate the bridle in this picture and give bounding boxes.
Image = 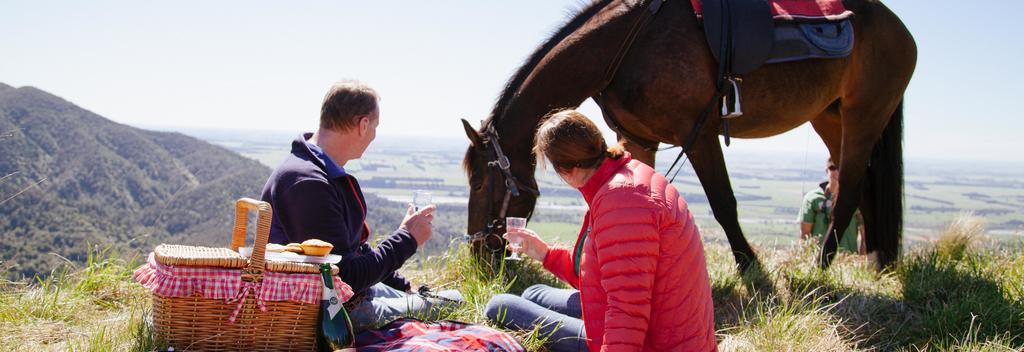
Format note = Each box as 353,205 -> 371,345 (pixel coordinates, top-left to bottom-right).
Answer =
468,123 -> 539,252
466,0 -> 670,251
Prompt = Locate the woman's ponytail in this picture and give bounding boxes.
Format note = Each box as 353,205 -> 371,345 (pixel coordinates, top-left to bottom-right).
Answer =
607,143 -> 626,160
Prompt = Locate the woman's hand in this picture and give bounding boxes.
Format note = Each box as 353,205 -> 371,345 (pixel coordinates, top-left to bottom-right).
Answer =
503,228 -> 550,262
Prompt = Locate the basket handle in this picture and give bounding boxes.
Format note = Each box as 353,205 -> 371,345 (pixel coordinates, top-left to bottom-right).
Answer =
230,198 -> 273,280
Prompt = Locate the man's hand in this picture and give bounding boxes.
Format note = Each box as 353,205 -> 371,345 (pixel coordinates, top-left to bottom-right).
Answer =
401,204 -> 435,246
800,222 -> 814,241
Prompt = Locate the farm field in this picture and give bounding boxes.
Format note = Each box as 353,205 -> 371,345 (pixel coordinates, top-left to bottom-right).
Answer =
182,128 -> 1024,248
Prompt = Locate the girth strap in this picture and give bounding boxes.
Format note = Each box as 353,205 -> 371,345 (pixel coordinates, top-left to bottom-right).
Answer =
600,0 -> 668,90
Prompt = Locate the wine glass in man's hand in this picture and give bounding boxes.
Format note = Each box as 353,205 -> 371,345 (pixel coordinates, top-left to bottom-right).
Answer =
402,204 -> 435,246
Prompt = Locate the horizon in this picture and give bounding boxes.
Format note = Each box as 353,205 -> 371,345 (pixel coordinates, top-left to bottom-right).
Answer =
4,79 -> 1023,170
143,123 -> 1024,171
3,1 -> 1024,163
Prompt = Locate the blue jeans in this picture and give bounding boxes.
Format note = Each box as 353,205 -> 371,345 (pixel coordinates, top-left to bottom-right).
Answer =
347,283 -> 464,331
485,284 -> 588,352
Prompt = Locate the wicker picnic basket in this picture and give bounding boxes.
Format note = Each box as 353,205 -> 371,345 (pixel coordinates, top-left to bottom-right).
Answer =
145,198 -> 342,351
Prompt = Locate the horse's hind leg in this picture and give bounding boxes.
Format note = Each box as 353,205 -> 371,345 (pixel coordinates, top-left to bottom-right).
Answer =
687,131 -> 759,272
820,2 -> 915,269
819,98 -> 902,269
811,106 -> 864,265
810,103 -> 843,162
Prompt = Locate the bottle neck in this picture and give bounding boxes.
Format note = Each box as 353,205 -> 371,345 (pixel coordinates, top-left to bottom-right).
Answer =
320,265 -> 335,290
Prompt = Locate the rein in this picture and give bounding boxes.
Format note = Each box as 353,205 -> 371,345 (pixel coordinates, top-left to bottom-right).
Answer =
596,0 -> 738,182
595,0 -> 667,154
599,0 -> 667,89
469,124 -> 539,252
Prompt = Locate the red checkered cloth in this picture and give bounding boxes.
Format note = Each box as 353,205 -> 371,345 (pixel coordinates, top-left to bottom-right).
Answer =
353,318 -> 524,352
133,253 -> 354,322
690,0 -> 853,21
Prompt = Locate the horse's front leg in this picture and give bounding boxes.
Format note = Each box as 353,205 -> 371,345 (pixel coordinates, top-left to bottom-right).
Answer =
687,132 -> 759,273
616,134 -> 657,167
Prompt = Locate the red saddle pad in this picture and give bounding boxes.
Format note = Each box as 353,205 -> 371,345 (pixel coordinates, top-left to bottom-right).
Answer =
691,0 -> 853,21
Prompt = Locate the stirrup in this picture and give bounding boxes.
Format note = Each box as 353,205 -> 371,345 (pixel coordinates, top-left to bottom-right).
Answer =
721,77 -> 743,119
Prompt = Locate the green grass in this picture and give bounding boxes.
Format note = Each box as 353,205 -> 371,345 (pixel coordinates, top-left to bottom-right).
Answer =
2,216 -> 1022,351
0,246 -> 156,351
527,221 -> 581,246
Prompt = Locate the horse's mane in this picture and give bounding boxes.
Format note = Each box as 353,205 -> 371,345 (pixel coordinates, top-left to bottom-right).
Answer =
488,0 -> 612,128
464,0 -> 613,175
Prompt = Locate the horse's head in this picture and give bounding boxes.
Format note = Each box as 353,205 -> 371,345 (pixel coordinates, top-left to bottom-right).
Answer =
461,118 -> 539,253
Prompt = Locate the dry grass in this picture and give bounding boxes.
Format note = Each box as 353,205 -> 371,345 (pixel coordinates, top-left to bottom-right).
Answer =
0,247 -> 156,351
2,215 -> 1022,351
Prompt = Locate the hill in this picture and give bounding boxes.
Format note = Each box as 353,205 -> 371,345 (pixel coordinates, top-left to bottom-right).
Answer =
0,84 -> 461,279
0,84 -> 273,279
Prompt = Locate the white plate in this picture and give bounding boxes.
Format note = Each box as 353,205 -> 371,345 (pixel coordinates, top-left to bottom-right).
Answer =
239,247 -> 342,265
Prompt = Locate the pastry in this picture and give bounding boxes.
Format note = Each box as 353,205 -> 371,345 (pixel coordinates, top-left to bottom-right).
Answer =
264,243 -> 289,253
300,239 -> 333,256
283,243 -> 304,254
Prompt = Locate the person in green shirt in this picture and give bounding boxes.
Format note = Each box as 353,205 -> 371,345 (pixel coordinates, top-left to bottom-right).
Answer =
798,158 -> 865,254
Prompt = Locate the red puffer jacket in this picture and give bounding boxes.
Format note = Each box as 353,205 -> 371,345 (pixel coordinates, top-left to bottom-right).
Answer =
543,153 -> 717,351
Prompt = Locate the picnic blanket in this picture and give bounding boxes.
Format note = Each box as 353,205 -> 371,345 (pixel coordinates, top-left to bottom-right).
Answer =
353,318 -> 524,352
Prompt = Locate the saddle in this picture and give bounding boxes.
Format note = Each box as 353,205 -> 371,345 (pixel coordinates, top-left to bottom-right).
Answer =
595,0 -> 856,179
691,0 -> 854,118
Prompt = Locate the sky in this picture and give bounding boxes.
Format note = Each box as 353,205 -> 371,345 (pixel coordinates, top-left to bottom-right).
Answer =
2,1 -> 1023,163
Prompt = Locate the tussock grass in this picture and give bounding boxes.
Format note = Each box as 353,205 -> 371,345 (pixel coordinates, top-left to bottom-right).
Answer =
934,214 -> 986,260
2,215 -> 1022,351
0,246 -> 156,351
718,291 -> 852,351
899,234 -> 1024,347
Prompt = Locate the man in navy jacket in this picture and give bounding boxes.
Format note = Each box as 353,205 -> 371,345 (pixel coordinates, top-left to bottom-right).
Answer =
261,80 -> 462,330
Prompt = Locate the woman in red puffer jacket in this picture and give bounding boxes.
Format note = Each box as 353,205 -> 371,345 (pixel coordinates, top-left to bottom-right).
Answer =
486,109 -> 717,351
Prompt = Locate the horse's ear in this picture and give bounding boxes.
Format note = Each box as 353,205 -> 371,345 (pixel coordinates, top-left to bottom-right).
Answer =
461,118 -> 483,147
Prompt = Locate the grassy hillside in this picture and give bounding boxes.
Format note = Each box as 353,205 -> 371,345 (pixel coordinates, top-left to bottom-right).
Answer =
2,216 -> 1021,351
0,84 -> 272,279
0,84 -> 476,280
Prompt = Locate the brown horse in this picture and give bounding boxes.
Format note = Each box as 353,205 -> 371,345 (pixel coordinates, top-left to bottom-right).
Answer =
461,0 -> 916,271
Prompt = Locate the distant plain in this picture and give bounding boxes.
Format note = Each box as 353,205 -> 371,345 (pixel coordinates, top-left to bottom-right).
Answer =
177,127 -> 1024,249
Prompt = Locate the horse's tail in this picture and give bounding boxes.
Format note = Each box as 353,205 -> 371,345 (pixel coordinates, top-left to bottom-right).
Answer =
864,99 -> 904,269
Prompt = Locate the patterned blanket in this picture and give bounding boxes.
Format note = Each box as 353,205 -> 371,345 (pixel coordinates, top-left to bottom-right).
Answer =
353,318 -> 524,352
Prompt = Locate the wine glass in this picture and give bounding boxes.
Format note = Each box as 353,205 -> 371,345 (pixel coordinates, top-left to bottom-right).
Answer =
412,190 -> 432,211
505,217 -> 527,261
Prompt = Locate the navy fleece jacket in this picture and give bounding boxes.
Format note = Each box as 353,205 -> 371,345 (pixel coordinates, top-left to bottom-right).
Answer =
260,133 -> 417,293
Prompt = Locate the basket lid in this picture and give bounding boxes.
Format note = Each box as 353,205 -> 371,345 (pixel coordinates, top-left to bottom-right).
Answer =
154,244 -> 246,268
153,244 -> 339,274
151,199 -> 338,275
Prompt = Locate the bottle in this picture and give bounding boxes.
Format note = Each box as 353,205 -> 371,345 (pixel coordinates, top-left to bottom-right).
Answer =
317,263 -> 354,351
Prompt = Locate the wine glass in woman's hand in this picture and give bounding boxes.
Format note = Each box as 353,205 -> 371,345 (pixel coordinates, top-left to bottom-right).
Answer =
504,217 -> 527,261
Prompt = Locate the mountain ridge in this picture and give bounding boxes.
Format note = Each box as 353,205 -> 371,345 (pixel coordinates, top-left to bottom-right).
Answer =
0,84 -> 272,278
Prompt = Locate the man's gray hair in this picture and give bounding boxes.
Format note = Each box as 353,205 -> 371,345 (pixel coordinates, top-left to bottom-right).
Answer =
320,80 -> 379,131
